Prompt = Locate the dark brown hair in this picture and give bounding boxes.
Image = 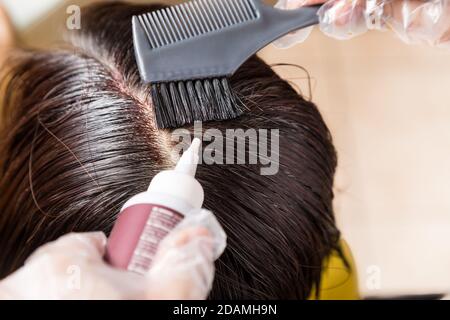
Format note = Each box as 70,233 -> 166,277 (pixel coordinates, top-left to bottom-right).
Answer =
0,2 -> 341,299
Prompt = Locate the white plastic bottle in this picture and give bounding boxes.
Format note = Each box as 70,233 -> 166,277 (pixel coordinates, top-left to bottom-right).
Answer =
105,139 -> 204,275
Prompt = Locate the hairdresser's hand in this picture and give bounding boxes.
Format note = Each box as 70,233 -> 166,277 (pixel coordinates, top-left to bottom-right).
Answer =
0,209 -> 226,300
274,0 -> 450,49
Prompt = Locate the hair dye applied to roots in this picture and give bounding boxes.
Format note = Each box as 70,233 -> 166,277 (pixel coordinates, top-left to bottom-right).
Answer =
0,2 -> 343,299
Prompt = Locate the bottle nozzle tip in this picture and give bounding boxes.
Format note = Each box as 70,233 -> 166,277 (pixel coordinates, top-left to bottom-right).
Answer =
175,138 -> 201,176
190,138 -> 201,153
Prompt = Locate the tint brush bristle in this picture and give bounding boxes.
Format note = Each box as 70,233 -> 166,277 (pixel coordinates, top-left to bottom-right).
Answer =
151,78 -> 243,129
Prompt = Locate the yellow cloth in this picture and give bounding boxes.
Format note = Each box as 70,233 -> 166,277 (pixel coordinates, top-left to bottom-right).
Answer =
309,239 -> 360,300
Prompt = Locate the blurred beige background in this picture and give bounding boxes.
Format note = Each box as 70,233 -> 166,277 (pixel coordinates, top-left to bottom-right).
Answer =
4,0 -> 450,297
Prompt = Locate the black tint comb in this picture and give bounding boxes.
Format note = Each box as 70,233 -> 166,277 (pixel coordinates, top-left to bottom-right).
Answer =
133,0 -> 320,128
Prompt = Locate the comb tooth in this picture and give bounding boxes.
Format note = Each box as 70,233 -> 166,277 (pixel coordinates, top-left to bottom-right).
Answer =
243,0 -> 255,20
227,0 -> 242,23
188,2 -> 207,34
175,6 -> 193,38
140,15 -> 154,47
240,0 -> 252,19
200,0 -> 219,31
193,1 -> 212,32
138,16 -> 157,48
147,13 -> 164,47
231,0 -> 247,22
155,10 -> 173,45
245,0 -> 258,19
208,0 -> 226,29
235,0 -> 250,20
179,4 -> 198,37
166,8 -> 183,41
216,0 -> 232,26
198,0 -> 216,31
156,12 -> 172,45
149,13 -> 163,46
141,0 -> 259,54
145,14 -> 162,48
222,0 -> 237,25
161,9 -> 179,42
230,0 -> 245,23
183,2 -> 201,36
170,7 -> 188,40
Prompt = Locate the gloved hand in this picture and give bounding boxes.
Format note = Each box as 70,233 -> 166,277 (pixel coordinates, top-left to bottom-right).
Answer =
0,209 -> 226,300
274,0 -> 450,49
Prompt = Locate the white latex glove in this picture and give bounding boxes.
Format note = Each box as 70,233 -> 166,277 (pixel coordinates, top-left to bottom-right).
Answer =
273,0 -> 315,48
274,0 -> 450,49
0,209 -> 226,300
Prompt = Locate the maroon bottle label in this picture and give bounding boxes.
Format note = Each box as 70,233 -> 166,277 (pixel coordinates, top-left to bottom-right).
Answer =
106,203 -> 184,275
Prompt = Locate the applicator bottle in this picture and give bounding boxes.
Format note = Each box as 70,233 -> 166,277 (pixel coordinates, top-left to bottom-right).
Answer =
105,139 -> 204,274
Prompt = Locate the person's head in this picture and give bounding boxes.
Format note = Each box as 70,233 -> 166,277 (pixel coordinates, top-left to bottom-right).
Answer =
0,2 -> 341,299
